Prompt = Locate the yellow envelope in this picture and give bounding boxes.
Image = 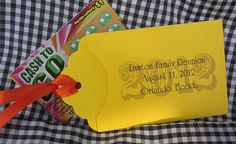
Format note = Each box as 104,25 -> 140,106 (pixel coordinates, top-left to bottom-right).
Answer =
62,20 -> 228,132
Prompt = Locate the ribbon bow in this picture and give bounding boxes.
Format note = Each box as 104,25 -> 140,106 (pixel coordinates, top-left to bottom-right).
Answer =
0,75 -> 80,128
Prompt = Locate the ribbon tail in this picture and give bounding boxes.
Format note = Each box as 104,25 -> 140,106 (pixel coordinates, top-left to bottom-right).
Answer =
0,83 -> 55,104
0,84 -> 58,128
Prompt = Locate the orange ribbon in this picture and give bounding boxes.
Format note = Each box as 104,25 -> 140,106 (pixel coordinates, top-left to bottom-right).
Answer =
0,74 -> 79,128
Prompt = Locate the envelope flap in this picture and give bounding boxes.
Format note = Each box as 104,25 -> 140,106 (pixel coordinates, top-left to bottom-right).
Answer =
62,36 -> 108,121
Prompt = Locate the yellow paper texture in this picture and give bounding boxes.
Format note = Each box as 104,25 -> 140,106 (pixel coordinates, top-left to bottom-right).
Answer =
62,20 -> 228,132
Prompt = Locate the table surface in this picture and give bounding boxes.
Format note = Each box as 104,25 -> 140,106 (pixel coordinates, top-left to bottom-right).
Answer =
0,0 -> 236,143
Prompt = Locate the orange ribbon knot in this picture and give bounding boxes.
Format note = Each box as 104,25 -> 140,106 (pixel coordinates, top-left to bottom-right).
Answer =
0,75 -> 79,128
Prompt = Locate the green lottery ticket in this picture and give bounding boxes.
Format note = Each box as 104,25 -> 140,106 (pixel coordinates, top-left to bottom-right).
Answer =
10,0 -> 126,122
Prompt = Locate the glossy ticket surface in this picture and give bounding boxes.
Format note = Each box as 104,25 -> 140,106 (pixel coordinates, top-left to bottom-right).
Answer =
10,0 -> 126,122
